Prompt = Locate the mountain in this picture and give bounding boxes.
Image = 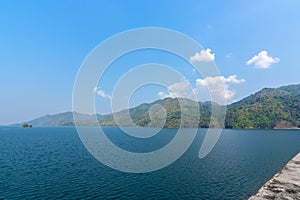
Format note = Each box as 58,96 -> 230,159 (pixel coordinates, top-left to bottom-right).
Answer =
98,98 -> 212,128
98,84 -> 300,129
14,112 -> 99,127
14,84 -> 300,129
225,84 -> 300,129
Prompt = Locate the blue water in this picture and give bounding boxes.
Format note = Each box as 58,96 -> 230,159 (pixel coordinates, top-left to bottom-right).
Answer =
0,127 -> 299,199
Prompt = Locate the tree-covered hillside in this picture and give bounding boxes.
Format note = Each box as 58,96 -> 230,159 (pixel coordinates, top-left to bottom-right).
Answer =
98,84 -> 299,129
99,98 -> 203,128
16,84 -> 300,129
225,84 -> 300,128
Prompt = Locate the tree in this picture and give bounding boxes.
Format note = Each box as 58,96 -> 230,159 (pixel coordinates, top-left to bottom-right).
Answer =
22,123 -> 32,128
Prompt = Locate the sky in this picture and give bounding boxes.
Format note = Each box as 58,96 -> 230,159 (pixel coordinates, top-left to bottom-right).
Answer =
0,0 -> 299,125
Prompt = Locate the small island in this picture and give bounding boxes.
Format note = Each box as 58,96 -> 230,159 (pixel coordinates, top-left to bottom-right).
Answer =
22,123 -> 32,128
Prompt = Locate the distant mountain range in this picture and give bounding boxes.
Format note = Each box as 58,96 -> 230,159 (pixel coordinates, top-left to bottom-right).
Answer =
14,84 -> 300,129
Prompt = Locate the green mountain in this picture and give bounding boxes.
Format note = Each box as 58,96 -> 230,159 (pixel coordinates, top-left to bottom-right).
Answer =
99,98 -> 208,128
15,84 -> 300,129
225,84 -> 300,129
14,112 -> 99,127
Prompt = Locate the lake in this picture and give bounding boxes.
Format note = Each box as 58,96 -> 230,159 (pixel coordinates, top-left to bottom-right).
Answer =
0,127 -> 299,199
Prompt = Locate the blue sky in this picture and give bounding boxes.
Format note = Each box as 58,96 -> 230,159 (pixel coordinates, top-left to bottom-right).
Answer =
0,0 -> 299,124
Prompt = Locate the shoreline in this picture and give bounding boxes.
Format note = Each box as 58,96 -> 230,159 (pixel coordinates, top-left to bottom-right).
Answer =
249,152 -> 300,199
3,125 -> 300,130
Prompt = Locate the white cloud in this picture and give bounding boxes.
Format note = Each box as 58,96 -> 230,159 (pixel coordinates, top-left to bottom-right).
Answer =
158,75 -> 245,104
246,50 -> 279,69
158,80 -> 197,101
195,75 -> 245,102
94,87 -> 111,99
224,75 -> 246,84
190,48 -> 215,63
196,75 -> 245,86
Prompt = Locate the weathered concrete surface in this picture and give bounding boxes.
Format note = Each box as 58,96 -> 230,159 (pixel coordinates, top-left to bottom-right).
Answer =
249,152 -> 300,200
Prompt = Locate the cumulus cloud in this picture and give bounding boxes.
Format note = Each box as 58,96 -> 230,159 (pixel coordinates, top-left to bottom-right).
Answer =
158,80 -> 197,101
195,75 -> 245,102
190,48 -> 215,63
246,50 -> 279,69
196,75 -> 245,86
94,87 -> 111,99
158,75 -> 245,104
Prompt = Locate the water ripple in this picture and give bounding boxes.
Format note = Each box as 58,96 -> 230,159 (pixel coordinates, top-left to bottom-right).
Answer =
0,127 -> 299,199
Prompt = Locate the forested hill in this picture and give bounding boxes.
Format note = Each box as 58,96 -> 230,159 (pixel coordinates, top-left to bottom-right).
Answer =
98,84 -> 300,129
225,84 -> 300,128
15,84 -> 300,129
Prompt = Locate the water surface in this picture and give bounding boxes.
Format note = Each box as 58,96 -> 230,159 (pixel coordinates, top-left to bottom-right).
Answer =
0,127 -> 299,199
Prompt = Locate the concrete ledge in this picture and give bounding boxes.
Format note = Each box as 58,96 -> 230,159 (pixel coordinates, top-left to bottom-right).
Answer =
249,152 -> 300,200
